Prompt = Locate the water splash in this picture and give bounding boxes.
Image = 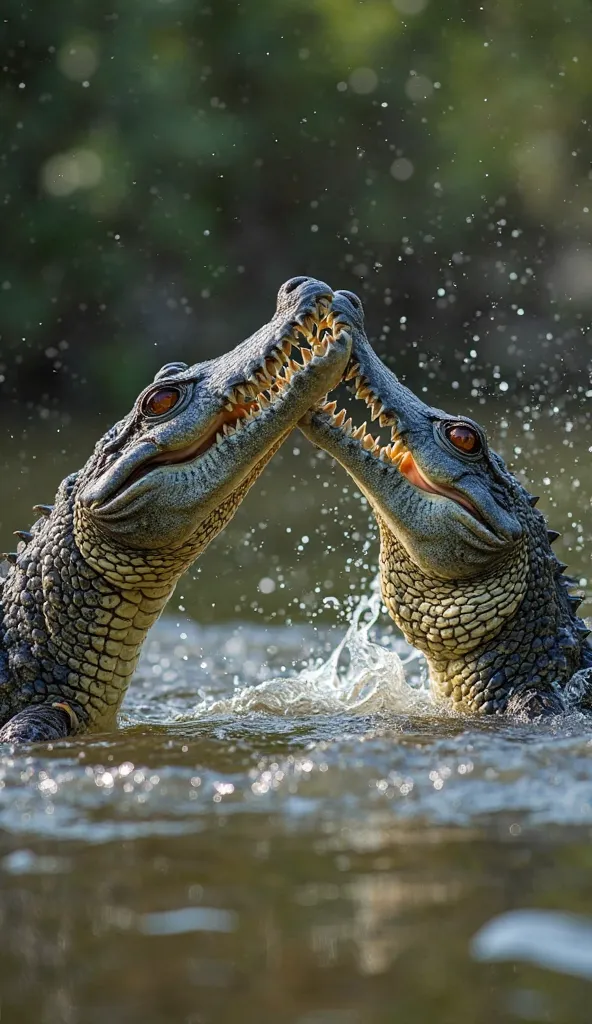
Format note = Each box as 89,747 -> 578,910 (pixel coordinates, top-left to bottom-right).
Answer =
188,577 -> 431,720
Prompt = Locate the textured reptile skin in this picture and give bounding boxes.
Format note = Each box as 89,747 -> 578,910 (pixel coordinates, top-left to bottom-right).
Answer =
301,290 -> 592,719
0,276 -> 353,743
0,460 -> 276,735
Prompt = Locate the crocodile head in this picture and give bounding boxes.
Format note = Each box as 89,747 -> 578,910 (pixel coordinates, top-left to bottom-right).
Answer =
301,290 -> 589,715
74,276 -> 352,589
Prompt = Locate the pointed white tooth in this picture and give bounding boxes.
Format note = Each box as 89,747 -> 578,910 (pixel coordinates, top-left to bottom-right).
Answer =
344,362 -> 360,381
225,402 -> 234,412
215,432 -> 224,445
288,358 -> 300,373
334,408 -> 346,427
379,412 -> 393,427
301,347 -> 313,364
280,337 -> 293,355
323,400 -> 338,415
259,393 -> 271,408
370,401 -> 383,422
352,422 -> 367,440
343,418 -> 353,435
362,434 -> 376,451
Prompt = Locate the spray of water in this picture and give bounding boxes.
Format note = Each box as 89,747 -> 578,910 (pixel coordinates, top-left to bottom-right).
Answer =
188,577 -> 432,719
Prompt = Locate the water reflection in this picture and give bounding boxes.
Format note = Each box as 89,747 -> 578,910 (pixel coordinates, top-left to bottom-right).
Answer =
0,415 -> 591,1022
473,909 -> 592,982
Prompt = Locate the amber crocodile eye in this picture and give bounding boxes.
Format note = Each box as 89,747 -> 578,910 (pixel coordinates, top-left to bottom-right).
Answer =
444,422 -> 483,456
142,386 -> 182,418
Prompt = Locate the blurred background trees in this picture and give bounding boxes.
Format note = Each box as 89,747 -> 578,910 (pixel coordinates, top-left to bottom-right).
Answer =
1,0 -> 591,414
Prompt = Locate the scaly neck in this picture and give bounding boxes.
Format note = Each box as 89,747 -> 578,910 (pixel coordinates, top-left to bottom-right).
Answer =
378,520 -> 584,713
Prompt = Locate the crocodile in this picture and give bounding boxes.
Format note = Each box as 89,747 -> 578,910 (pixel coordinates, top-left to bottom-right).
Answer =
0,276 -> 352,744
301,289 -> 592,718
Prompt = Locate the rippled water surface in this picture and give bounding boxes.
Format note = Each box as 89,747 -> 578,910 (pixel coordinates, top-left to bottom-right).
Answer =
1,420 -> 592,1023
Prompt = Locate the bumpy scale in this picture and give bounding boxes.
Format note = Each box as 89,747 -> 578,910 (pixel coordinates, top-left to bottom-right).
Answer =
0,277 -> 353,743
301,289 -> 592,719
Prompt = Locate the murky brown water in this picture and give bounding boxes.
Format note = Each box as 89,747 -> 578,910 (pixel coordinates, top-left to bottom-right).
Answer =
0,408 -> 591,1023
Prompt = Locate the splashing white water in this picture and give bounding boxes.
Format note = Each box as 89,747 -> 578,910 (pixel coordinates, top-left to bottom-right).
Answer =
189,578 -> 432,719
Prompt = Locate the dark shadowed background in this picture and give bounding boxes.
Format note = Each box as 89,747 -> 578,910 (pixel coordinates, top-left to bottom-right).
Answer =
1,0 -> 590,620
2,6 -> 592,1024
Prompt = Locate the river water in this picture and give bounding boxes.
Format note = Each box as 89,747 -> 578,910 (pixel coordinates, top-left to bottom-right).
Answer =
0,410 -> 591,1023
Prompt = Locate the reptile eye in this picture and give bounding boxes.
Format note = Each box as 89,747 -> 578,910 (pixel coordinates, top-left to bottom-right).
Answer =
142,386 -> 182,418
444,423 -> 482,456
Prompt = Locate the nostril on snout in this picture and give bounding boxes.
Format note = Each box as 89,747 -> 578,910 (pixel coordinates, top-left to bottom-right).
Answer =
283,276 -> 310,294
339,290 -> 363,312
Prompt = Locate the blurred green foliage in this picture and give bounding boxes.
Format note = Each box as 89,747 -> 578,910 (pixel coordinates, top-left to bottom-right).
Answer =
1,0 -> 591,412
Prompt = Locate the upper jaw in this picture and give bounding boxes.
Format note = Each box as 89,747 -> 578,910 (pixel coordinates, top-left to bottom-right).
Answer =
81,280 -> 353,515
301,320 -> 520,548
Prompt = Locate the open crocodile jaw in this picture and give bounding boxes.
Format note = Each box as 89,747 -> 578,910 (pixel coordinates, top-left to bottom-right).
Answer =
99,307 -> 351,509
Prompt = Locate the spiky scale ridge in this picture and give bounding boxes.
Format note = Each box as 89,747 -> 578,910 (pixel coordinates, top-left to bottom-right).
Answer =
0,275 -> 355,744
300,287 -> 592,718
13,531 -> 33,544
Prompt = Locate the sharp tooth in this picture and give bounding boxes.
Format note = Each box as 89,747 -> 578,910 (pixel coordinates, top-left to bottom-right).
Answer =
288,358 -> 300,373
301,347 -> 313,364
344,362 -> 360,381
323,400 -> 338,415
352,422 -> 367,440
225,401 -> 234,412
265,358 -> 277,378
259,393 -> 271,408
362,434 -> 376,451
379,412 -> 393,427
356,385 -> 372,401
280,337 -> 293,355
334,408 -> 346,427
343,417 -> 353,435
215,432 -> 224,445
370,401 -> 383,422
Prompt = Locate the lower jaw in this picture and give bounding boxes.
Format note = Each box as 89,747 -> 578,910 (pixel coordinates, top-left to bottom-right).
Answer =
308,413 -> 499,539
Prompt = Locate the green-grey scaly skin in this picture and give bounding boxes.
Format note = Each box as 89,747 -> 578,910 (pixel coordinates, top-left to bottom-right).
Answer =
0,277 -> 352,744
301,290 -> 592,719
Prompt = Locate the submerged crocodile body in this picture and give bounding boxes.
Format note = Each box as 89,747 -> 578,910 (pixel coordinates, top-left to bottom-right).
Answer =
0,277 -> 352,744
302,290 -> 592,718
